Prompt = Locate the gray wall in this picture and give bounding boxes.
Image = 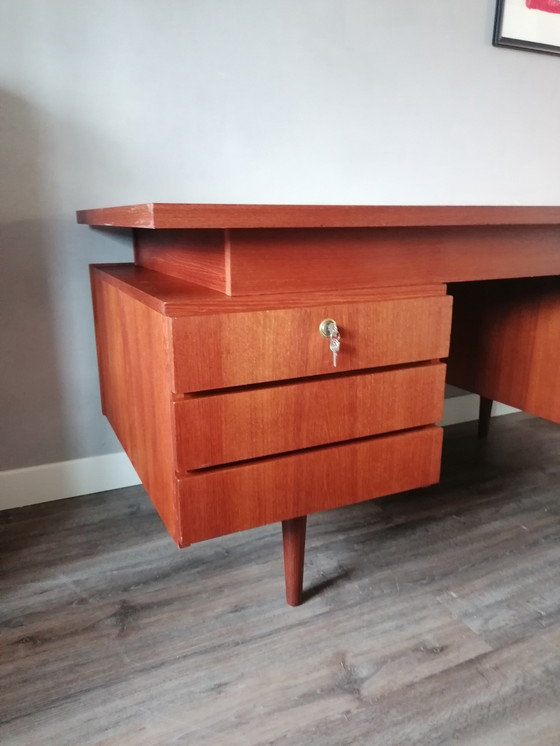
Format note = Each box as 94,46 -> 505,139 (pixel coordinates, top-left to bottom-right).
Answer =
1,0 -> 560,471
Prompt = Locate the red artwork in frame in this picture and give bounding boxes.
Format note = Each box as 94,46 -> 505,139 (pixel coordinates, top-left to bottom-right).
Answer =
525,0 -> 560,13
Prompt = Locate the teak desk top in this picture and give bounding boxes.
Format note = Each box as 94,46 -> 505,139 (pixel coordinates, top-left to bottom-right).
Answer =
77,203 -> 560,229
79,204 -> 560,297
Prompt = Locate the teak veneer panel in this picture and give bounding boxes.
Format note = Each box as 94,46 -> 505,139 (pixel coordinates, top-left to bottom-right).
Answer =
84,205 -> 560,298
223,225 -> 560,296
177,426 -> 444,543
174,363 -> 447,470
90,269 -> 180,542
132,224 -> 560,296
170,294 -> 452,392
447,278 -> 560,423
93,263 -> 446,315
133,228 -> 228,293
77,203 -> 560,229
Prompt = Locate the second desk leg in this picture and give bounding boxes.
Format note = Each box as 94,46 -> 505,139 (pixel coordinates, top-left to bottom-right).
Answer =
478,396 -> 493,438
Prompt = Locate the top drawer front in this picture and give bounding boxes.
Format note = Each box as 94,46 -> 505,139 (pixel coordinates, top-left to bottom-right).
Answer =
170,295 -> 452,393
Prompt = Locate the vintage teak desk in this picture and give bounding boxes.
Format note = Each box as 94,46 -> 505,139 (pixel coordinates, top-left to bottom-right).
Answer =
77,205 -> 560,605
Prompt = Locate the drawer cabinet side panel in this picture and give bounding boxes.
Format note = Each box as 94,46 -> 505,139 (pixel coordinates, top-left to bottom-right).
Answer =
90,267 -> 181,542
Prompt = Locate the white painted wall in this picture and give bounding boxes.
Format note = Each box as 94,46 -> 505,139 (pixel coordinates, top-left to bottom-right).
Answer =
1,1 -> 559,503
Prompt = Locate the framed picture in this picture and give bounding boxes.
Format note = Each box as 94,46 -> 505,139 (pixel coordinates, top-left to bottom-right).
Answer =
494,0 -> 560,54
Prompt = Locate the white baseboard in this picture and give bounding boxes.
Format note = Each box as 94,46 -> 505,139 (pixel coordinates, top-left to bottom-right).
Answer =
0,395 -> 520,512
0,451 -> 140,511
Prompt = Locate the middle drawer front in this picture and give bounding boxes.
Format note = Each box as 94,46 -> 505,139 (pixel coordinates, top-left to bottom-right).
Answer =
173,363 -> 446,471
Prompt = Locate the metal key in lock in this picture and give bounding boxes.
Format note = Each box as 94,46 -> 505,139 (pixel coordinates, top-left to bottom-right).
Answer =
319,319 -> 341,367
329,331 -> 340,367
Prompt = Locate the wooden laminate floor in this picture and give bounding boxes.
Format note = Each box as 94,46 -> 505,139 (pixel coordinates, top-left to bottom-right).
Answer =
1,413 -> 560,745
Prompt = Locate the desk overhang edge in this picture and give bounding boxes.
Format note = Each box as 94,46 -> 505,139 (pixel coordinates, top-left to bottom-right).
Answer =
76,204 -> 560,230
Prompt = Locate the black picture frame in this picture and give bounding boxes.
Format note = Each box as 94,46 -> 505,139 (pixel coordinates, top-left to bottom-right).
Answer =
493,0 -> 560,55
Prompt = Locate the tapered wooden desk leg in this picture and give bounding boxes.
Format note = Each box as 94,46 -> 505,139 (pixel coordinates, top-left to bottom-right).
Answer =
478,396 -> 493,438
282,516 -> 307,606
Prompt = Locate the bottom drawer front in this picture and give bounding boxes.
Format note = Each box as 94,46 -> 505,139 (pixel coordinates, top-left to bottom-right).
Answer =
178,426 -> 443,543
174,363 -> 446,470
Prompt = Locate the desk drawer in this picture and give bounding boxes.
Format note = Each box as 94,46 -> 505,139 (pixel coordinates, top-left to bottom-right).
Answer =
178,426 -> 443,542
173,363 -> 446,470
170,294 -> 452,392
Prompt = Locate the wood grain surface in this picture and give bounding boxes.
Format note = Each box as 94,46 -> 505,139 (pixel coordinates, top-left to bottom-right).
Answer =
173,363 -> 446,470
177,427 -> 443,542
282,516 -> 307,607
77,203 -> 560,229
2,413 -> 560,745
448,277 -> 560,423
134,228 -> 228,293
90,265 -> 449,558
90,270 -> 180,543
93,263 -> 447,316
223,224 -> 560,295
170,294 -> 452,392
130,221 -> 560,297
